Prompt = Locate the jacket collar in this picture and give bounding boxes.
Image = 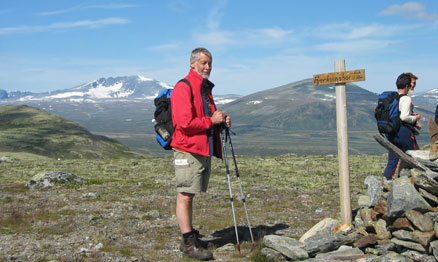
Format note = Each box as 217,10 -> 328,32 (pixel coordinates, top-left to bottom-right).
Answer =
190,69 -> 215,89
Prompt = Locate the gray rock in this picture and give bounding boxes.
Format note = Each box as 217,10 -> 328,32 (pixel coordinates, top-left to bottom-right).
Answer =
435,222 -> 438,238
315,245 -> 364,261
405,210 -> 434,232
299,218 -> 339,243
359,195 -> 372,208
363,241 -> 397,257
375,219 -> 392,240
361,208 -> 376,231
411,231 -> 435,247
264,235 -> 308,260
28,171 -> 86,190
216,243 -> 235,252
381,251 -> 415,261
261,247 -> 287,261
401,250 -> 437,262
365,175 -> 384,206
387,176 -> 430,218
393,230 -> 413,241
356,255 -> 380,262
430,241 -> 438,260
419,188 -> 438,205
400,168 -> 412,177
145,210 -> 160,219
391,238 -> 426,253
304,232 -> 358,256
81,193 -> 97,199
0,156 -> 8,162
413,172 -> 438,196
358,251 -> 414,261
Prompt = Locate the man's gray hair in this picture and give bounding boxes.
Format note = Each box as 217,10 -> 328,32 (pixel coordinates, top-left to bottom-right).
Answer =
190,47 -> 212,62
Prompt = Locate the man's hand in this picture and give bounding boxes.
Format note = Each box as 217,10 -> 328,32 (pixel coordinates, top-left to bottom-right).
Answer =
414,113 -> 421,121
225,115 -> 231,128
211,111 -> 225,125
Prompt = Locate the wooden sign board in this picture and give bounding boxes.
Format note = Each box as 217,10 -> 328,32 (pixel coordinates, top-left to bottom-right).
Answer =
313,69 -> 365,86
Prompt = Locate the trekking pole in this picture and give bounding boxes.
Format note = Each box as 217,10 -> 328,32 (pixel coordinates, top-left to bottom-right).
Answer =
225,128 -> 256,252
221,127 -> 241,255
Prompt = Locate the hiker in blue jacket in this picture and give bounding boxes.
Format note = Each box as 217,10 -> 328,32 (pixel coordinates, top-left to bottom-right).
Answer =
383,73 -> 420,180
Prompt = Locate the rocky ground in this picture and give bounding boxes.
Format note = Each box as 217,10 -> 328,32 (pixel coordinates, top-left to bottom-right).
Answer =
0,153 -> 386,261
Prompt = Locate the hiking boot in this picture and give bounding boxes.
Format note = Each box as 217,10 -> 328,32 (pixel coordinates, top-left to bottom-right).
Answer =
192,229 -> 215,249
180,235 -> 213,261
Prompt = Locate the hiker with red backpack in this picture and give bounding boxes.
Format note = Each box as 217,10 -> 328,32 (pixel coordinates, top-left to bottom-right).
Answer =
383,73 -> 420,180
170,47 -> 230,260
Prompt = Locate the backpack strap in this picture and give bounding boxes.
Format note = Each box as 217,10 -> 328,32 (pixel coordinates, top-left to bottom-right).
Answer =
178,79 -> 193,97
173,79 -> 194,129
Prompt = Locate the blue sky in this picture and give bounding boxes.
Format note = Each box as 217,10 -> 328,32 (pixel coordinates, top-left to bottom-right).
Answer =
1,1 -> 438,95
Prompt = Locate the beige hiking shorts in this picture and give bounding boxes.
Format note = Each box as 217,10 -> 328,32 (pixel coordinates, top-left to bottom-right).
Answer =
174,150 -> 211,194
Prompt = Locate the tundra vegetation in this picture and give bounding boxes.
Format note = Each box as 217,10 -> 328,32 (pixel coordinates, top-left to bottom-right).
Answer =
0,152 -> 386,261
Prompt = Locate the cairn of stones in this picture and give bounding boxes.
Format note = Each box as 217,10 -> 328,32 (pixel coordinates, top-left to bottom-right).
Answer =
262,167 -> 438,261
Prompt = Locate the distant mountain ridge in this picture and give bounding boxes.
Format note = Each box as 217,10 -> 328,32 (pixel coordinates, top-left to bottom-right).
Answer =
412,89 -> 438,111
222,78 -> 378,131
0,75 -> 435,155
0,75 -> 241,104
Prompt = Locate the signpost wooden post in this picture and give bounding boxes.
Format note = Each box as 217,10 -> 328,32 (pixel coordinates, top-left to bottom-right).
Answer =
313,60 -> 365,224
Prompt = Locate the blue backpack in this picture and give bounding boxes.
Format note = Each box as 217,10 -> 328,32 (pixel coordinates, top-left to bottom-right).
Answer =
374,91 -> 404,135
153,79 -> 192,150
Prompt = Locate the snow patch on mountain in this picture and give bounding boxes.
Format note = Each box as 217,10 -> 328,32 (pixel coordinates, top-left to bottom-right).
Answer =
247,100 -> 263,105
137,75 -> 153,82
321,94 -> 336,101
159,82 -> 173,89
215,98 -> 236,105
49,92 -> 85,99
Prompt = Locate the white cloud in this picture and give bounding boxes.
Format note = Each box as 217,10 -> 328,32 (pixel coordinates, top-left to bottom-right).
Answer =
37,4 -> 137,16
148,43 -> 181,51
256,27 -> 293,39
0,17 -> 131,34
314,39 -> 394,53
380,2 -> 438,21
207,0 -> 228,30
312,23 -> 411,40
195,30 -> 237,46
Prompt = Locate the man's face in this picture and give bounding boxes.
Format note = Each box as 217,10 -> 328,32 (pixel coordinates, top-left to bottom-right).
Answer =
190,53 -> 212,79
410,79 -> 416,91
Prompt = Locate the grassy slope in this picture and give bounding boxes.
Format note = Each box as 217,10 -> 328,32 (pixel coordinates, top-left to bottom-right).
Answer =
0,105 -> 141,159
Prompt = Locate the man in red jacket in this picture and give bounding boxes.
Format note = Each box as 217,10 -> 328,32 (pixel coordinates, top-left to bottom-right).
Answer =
171,47 -> 230,260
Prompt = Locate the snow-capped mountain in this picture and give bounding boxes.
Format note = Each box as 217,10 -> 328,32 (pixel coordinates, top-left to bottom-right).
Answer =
0,75 -> 173,102
412,89 -> 438,111
0,75 -> 241,105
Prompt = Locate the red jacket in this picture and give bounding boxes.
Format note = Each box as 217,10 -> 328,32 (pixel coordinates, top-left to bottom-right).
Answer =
170,69 -> 222,158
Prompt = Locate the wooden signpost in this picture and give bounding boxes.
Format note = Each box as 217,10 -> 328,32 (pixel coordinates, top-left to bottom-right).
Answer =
313,60 -> 365,224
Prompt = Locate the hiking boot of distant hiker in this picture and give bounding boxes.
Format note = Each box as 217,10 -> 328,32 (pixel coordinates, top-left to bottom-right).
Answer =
180,235 -> 213,261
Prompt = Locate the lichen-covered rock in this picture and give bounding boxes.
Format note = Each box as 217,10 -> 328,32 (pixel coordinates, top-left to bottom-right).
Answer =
304,232 -> 358,256
387,176 -> 430,218
315,245 -> 364,261
365,175 -> 384,206
264,235 -> 308,260
28,171 -> 86,190
405,210 -> 434,232
299,218 -> 339,243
